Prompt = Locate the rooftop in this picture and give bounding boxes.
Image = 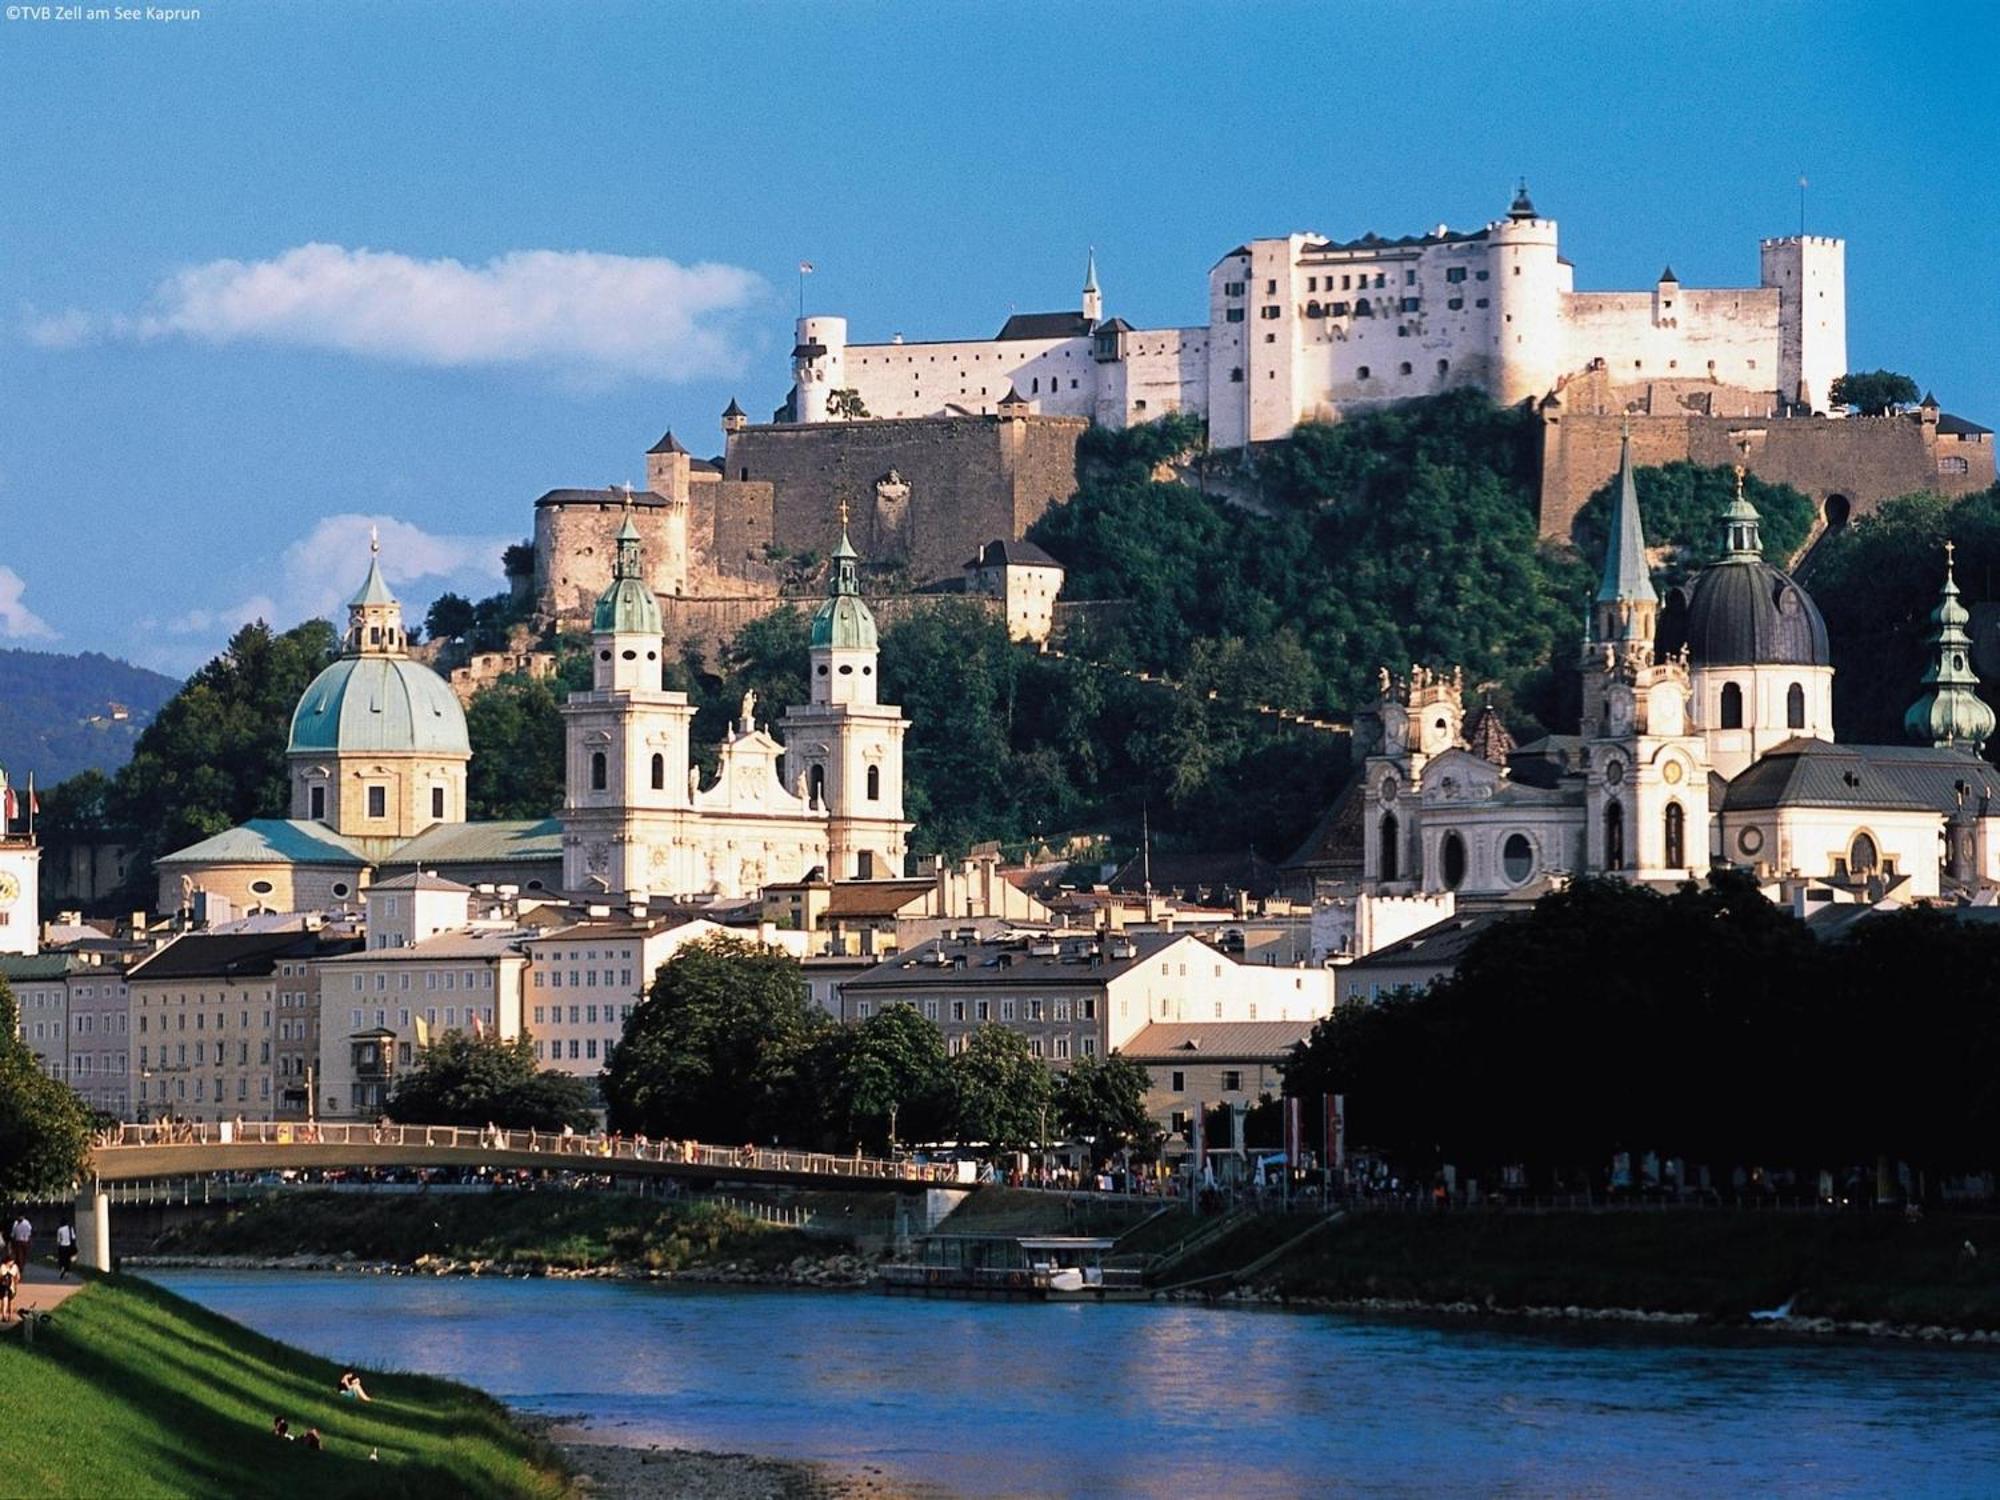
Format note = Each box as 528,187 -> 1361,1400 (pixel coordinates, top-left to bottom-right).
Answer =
154,819 -> 371,870
1120,1020 -> 1315,1062
1722,739 -> 2000,815
317,928 -> 530,964
1344,910 -> 1516,972
847,930 -> 1196,990
534,487 -> 673,510
368,871 -> 474,894
966,539 -> 1061,570
128,929 -> 359,983
379,818 -> 565,871
995,311 -> 1094,342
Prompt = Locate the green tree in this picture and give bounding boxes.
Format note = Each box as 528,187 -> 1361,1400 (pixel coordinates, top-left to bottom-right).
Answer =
1569,461 -> 1817,580
821,1003 -> 952,1152
1055,1053 -> 1163,1166
465,674 -> 566,820
425,592 -> 478,643
826,388 -> 872,419
1830,370 -> 1921,416
602,938 -> 828,1143
387,1031 -> 596,1131
950,1024 -> 1053,1152
0,978 -> 92,1199
106,619 -> 338,881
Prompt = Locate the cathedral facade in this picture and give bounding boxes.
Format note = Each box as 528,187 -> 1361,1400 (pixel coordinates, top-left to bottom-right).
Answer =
1357,436 -> 2000,904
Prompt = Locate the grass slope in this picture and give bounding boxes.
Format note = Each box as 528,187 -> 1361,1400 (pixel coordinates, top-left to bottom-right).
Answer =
157,1190 -> 841,1272
0,1275 -> 567,1499
1265,1211 -> 2000,1327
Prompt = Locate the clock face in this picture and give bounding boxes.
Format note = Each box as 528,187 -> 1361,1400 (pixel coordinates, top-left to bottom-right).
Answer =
1663,760 -> 1685,785
0,872 -> 17,907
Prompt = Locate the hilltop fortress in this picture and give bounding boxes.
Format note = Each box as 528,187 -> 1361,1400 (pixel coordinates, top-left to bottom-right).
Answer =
531,187 -> 1989,642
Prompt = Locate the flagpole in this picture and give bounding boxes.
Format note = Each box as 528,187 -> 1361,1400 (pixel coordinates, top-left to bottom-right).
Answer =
26,772 -> 33,840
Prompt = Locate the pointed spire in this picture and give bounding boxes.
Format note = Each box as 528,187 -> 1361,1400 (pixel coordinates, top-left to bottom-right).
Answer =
1905,540 -> 1996,752
1658,265 -> 1678,284
646,430 -> 689,456
1596,426 -> 1658,610
1721,437 -> 1764,561
347,531 -> 397,609
1083,248 -> 1099,294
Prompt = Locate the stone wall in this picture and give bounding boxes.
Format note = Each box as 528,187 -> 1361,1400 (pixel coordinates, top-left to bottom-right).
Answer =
661,590 -> 1007,661
722,412 -> 1085,586
1539,404 -> 1995,544
533,491 -> 683,625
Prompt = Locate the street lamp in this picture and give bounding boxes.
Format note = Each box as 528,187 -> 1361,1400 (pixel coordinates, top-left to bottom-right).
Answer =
888,1100 -> 898,1159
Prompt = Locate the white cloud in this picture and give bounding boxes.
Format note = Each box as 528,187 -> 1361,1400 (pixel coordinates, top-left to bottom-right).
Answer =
26,243 -> 768,381
0,566 -> 56,640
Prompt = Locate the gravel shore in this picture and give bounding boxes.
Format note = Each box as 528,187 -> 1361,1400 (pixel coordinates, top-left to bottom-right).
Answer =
552,1434 -> 939,1499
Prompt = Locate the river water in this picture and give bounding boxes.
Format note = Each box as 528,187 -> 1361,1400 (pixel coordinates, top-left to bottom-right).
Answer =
152,1271 -> 2000,1497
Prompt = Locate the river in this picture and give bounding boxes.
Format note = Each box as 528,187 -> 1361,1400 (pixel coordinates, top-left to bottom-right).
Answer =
151,1271 -> 2000,1497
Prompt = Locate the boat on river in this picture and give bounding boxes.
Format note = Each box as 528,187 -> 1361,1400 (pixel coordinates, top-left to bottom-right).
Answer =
881,1234 -> 1149,1301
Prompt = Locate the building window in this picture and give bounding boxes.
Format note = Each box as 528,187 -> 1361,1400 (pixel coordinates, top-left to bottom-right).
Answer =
1787,682 -> 1806,729
309,785 -> 325,821
367,785 -> 386,819
1604,801 -> 1626,869
866,765 -> 881,801
1441,832 -> 1467,890
1170,1070 -> 1185,1092
1229,367 -> 1244,383
1357,366 -> 1371,380
809,764 -> 825,805
1259,306 -> 1281,320
431,785 -> 445,820
1399,362 -> 1413,376
1502,833 -> 1533,885
1379,813 -> 1399,882
1224,308 -> 1244,324
651,753 -> 665,791
1664,802 -> 1686,868
1222,1070 -> 1242,1092
1437,359 -> 1450,376
591,751 -> 607,791
1849,832 -> 1879,876
1720,682 -> 1744,729
1399,297 -> 1419,313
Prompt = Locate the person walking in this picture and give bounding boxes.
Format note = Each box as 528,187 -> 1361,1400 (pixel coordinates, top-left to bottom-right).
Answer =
9,1211 -> 31,1269
0,1254 -> 18,1322
55,1220 -> 77,1279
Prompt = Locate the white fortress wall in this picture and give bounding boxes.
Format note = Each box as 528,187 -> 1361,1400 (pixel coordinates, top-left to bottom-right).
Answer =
841,335 -> 1097,419
1560,286 -> 1781,392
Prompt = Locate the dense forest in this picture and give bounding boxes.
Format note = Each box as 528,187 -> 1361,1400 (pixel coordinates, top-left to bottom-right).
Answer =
0,648 -> 180,787
34,394 -> 1999,911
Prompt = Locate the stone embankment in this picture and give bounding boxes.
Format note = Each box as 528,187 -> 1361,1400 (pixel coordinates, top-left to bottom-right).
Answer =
126,1250 -> 875,1288
1165,1283 -> 2000,1343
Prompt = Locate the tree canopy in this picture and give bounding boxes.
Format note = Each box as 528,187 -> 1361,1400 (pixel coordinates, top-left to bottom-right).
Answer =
950,1024 -> 1054,1152
1055,1053 -> 1163,1166
0,978 -> 93,1200
1830,370 -> 1921,416
602,938 -> 829,1143
819,1003 -> 953,1152
387,1031 -> 596,1131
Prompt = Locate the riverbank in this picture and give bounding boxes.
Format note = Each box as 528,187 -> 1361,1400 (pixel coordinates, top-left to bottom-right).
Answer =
538,1427 -> 932,1499
0,1272 -> 569,1498
1203,1208 -> 2000,1338
144,1188 -> 874,1285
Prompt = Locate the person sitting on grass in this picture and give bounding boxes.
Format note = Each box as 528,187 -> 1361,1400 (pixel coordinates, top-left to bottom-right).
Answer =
302,1427 -> 323,1451
272,1416 -> 293,1441
338,1369 -> 373,1402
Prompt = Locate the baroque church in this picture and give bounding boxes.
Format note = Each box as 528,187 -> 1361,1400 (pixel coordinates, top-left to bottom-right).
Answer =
1354,435 -> 2000,904
154,520 -> 909,914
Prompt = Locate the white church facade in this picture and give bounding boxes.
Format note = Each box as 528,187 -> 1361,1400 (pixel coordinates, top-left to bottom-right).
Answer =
1354,436 -> 2000,906
156,522 -> 910,913
787,186 -> 1845,449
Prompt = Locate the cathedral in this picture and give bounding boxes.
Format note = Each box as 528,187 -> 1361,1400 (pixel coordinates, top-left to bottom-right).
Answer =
155,519 -> 909,914
1355,435 -> 2000,904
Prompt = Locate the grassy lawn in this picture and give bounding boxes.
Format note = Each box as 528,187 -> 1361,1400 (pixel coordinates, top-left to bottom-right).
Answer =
156,1190 -> 843,1273
0,1275 -> 569,1499
1265,1210 -> 2000,1326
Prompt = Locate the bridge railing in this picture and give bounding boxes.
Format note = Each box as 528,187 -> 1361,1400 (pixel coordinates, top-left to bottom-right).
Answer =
94,1121 -> 970,1186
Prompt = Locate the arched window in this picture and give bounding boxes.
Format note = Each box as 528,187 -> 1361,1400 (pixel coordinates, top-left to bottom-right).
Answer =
590,751 -> 607,792
1501,833 -> 1533,884
1664,802 -> 1685,868
650,753 -> 665,791
1604,801 -> 1626,869
1379,813 -> 1399,883
866,765 -> 881,801
1786,682 -> 1805,730
809,764 -> 826,807
1441,832 -> 1467,890
1849,832 -> 1878,876
1720,682 -> 1744,729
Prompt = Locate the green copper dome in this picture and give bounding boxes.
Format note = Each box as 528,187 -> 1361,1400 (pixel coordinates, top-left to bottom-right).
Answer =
289,655 -> 470,757
1905,543 -> 1995,752
810,530 -> 878,651
592,514 -> 664,637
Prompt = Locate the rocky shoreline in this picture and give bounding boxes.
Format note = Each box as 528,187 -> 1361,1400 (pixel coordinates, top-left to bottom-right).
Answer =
517,1416 -> 936,1500
1169,1282 -> 2000,1344
124,1250 -> 875,1288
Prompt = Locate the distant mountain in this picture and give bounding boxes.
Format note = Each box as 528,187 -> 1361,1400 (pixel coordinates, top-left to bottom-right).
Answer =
0,648 -> 181,787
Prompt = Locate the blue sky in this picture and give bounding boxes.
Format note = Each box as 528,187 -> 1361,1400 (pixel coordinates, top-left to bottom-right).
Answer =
3,1 -> 1994,674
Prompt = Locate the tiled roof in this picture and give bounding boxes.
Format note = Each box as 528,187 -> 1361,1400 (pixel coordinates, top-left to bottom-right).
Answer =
1108,848 -> 1282,900
1303,227 -> 1489,254
822,880 -> 935,919
155,820 -> 371,869
966,539 -> 1061,570
317,928 -> 529,963
368,871 -> 474,894
847,930 -> 1195,991
1281,775 -> 1364,877
0,954 -> 87,982
1119,1020 -> 1315,1062
379,819 -> 565,870
1722,739 -> 2000,814
1939,413 -> 1993,437
995,311 -> 1093,342
1344,910 -> 1516,971
533,487 -> 671,509
129,930 -> 358,983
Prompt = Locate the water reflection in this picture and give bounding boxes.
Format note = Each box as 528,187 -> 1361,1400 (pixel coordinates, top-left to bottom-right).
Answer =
153,1273 -> 2000,1497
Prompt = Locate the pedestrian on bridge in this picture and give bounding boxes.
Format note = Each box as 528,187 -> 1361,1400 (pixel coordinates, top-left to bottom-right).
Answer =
55,1220 -> 76,1279
9,1212 -> 31,1269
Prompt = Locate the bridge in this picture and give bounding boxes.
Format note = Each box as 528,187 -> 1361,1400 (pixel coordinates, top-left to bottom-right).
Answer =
74,1121 -> 979,1271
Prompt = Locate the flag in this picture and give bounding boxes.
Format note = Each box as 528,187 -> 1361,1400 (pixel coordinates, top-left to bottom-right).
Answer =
471,1009 -> 486,1039
798,261 -> 815,274
1798,175 -> 1808,189
2,786 -> 14,825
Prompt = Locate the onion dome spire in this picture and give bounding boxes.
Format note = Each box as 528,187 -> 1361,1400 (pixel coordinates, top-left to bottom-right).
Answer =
1721,439 -> 1764,561
1905,541 -> 1996,753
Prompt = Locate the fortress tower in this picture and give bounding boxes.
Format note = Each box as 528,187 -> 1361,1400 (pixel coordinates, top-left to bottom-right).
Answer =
792,315 -> 849,423
1759,236 -> 1847,414
1487,183 -> 1567,408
